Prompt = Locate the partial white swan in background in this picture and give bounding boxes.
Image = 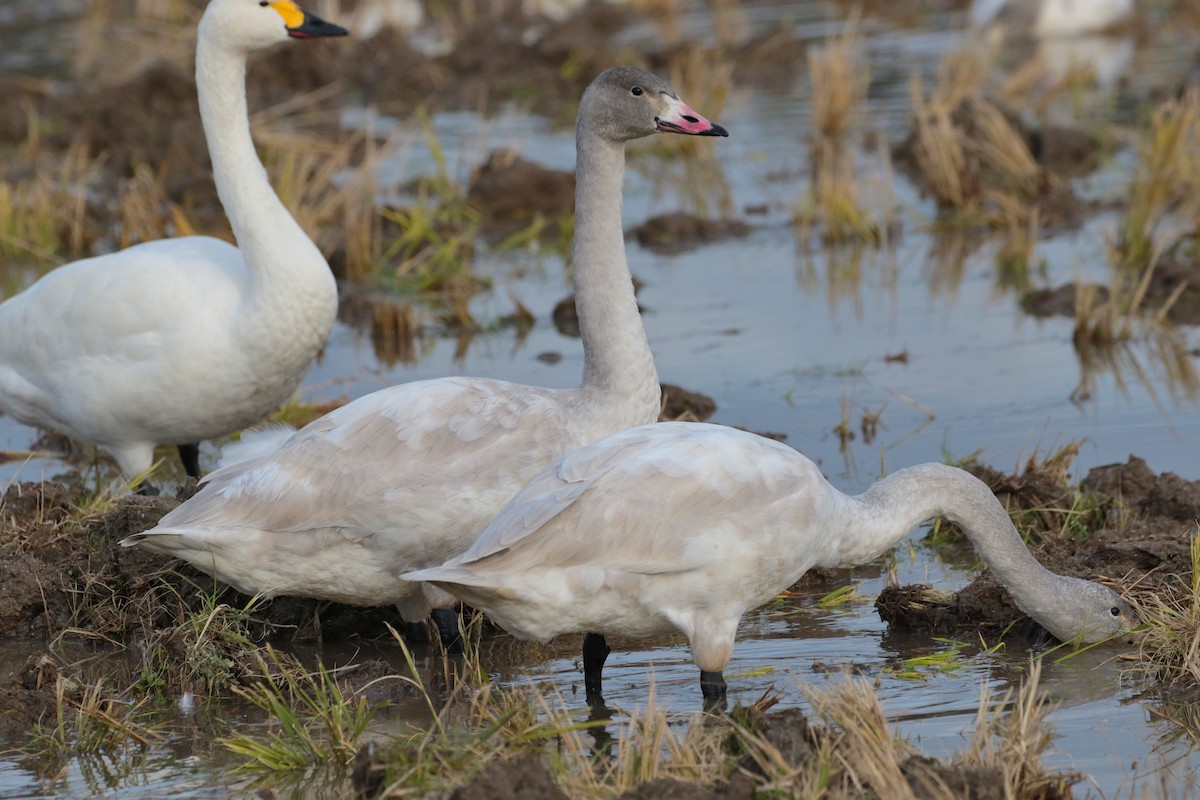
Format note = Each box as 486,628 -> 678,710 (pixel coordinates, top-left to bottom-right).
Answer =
326,0 -> 423,39
969,0 -> 1133,37
0,0 -> 345,485
406,422 -> 1136,706
123,68 -> 729,641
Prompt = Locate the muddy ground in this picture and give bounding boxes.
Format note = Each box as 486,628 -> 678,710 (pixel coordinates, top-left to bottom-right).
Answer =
0,451 -> 1196,790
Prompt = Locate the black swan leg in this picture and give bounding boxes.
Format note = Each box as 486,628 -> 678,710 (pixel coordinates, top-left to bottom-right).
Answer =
432,607 -> 463,654
403,620 -> 430,644
136,481 -> 161,497
583,633 -> 611,705
700,670 -> 727,711
178,443 -> 202,479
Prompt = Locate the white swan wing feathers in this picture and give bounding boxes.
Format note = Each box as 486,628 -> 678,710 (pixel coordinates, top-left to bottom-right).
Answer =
128,377 -> 575,547
419,422 -> 823,579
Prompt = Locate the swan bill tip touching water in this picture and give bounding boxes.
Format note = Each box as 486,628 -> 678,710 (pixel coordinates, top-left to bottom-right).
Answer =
405,421 -> 1135,707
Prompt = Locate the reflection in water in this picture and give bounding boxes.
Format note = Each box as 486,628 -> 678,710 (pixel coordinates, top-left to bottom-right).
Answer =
793,242 -> 900,328
628,142 -> 734,219
1071,332 -> 1200,408
583,699 -> 619,761
922,227 -> 987,300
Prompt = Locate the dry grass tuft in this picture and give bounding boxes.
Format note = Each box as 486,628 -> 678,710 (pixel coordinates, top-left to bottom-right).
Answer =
1115,90 -> 1200,272
803,679 -> 916,799
1131,533 -> 1200,688
797,22 -> 886,243
0,142 -> 99,265
258,122 -> 389,280
905,36 -> 1066,242
959,660 -> 1076,798
118,162 -> 197,247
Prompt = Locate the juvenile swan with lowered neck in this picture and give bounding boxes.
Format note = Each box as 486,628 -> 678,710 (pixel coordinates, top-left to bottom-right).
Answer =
0,0 -> 346,485
406,422 -> 1137,706
123,68 -> 729,638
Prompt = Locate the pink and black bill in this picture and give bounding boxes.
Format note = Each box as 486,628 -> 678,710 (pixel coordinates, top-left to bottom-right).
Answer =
655,96 -> 729,137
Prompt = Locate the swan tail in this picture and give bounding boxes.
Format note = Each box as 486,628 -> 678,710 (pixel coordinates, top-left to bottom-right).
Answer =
403,568 -> 518,601
120,526 -> 204,553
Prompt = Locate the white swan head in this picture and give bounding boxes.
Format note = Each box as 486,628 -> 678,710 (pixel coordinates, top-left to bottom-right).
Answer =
200,0 -> 349,54
580,66 -> 729,142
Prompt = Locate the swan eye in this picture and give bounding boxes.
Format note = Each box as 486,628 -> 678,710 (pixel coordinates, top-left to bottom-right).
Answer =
259,1 -> 269,6
631,86 -> 643,96
1110,607 -> 1121,616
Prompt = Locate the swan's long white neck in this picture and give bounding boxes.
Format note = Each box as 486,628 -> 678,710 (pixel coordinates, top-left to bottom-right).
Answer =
572,128 -> 660,422
832,463 -> 1075,635
195,28 -> 336,342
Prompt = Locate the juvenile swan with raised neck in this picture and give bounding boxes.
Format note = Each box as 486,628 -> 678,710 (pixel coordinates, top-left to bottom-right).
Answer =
406,422 -> 1137,706
123,68 -> 729,636
0,0 -> 345,485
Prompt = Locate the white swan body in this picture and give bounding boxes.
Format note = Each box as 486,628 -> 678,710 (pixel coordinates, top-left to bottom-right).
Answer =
969,0 -> 1133,37
0,0 -> 344,480
123,67 -> 729,621
406,422 -> 1136,702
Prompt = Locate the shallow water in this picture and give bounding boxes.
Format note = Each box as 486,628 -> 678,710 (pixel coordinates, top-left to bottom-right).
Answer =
1,0 -> 1199,797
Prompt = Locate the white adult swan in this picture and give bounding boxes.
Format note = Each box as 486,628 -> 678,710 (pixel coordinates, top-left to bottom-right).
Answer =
405,422 -> 1137,706
123,67 -> 729,639
0,0 -> 345,485
969,0 -> 1133,37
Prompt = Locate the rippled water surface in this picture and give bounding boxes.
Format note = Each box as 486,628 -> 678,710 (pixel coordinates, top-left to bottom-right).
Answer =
1,0 -> 1199,797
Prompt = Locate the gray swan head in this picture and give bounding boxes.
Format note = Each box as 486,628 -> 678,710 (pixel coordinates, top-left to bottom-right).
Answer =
579,66 -> 729,143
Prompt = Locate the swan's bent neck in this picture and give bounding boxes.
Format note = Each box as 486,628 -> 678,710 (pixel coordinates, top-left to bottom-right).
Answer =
572,128 -> 659,420
835,463 -> 1073,630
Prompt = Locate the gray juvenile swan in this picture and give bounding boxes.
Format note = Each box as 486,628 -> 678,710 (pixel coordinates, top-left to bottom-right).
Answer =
0,0 -> 345,486
406,422 -> 1137,706
123,68 -> 729,640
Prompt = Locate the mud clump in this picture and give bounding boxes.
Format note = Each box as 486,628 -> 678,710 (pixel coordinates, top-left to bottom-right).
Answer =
876,580 -> 1032,639
660,383 -> 717,422
633,212 -> 751,255
1020,283 -> 1105,318
467,151 -> 575,238
59,62 -> 211,193
0,653 -> 61,740
449,753 -> 568,800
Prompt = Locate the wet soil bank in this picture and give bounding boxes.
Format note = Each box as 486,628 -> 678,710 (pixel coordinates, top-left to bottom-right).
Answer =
878,454 -> 1200,636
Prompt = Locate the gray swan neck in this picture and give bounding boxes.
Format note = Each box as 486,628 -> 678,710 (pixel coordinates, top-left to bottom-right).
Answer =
842,463 -> 1080,635
572,126 -> 659,417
